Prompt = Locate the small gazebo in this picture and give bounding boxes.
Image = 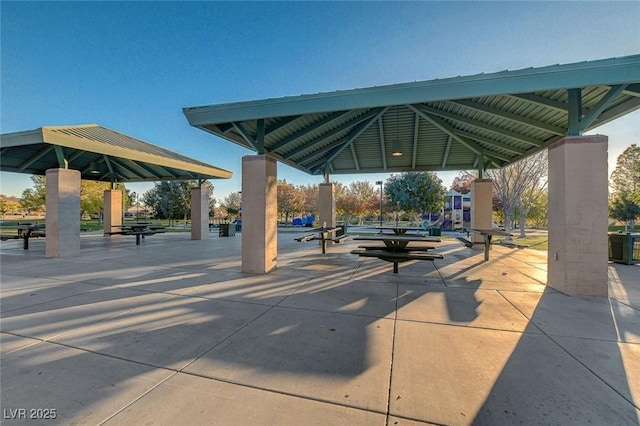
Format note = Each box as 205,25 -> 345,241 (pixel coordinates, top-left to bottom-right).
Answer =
0,124 -> 232,257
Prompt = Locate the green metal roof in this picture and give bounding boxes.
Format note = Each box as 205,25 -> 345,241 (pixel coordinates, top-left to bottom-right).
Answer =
184,55 -> 640,176
0,124 -> 232,182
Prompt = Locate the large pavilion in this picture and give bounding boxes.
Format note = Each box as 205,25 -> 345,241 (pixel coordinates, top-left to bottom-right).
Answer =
184,54 -> 640,296
0,124 -> 232,257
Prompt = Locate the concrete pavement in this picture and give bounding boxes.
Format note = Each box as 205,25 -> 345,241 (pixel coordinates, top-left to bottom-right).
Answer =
1,231 -> 638,425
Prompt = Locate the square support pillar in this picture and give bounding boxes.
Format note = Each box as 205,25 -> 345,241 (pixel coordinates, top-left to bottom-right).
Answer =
242,155 -> 277,274
548,135 -> 608,297
471,179 -> 493,244
103,189 -> 123,235
45,168 -> 81,258
319,183 -> 336,228
191,186 -> 209,240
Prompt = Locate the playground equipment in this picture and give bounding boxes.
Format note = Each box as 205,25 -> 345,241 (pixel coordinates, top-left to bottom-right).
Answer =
423,190 -> 472,231
292,214 -> 316,227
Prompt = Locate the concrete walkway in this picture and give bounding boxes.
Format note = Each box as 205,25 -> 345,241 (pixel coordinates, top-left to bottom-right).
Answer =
1,231 -> 638,425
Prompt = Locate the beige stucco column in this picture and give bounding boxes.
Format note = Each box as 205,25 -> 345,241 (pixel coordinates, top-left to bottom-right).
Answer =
45,168 -> 81,258
548,135 -> 608,297
103,189 -> 123,235
191,186 -> 209,240
319,182 -> 336,227
242,155 -> 277,274
471,179 -> 493,244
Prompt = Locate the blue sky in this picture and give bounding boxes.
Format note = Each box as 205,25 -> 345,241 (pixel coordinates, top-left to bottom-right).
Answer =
2,1 -> 639,201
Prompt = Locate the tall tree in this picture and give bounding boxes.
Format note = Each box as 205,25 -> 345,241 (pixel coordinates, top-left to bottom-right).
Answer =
143,180 -> 199,226
610,144 -> 640,196
384,172 -> 445,222
299,184 -> 318,220
516,151 -> 548,237
484,151 -> 548,237
221,191 -> 242,220
80,180 -> 112,217
20,175 -> 46,214
609,144 -> 640,231
277,180 -> 303,226
609,192 -> 640,231
337,181 -> 377,225
451,173 -> 474,194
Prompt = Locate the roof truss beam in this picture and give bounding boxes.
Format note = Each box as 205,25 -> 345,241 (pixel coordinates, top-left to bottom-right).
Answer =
285,108 -> 384,161
450,99 -> 565,135
508,93 -> 569,112
442,136 -> 452,168
456,129 -> 526,156
378,117 -> 387,170
18,146 -> 54,171
306,108 -> 388,172
580,84 -> 628,131
622,83 -> 640,97
269,110 -> 351,153
349,143 -> 360,171
590,96 -> 640,129
54,146 -> 68,169
418,104 -> 544,147
409,104 -> 508,166
265,115 -> 302,135
233,122 -> 258,151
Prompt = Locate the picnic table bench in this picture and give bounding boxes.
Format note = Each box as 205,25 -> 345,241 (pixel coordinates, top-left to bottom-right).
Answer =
351,248 -> 444,273
0,223 -> 46,249
470,228 -> 513,261
294,226 -> 347,253
352,234 -> 443,273
104,223 -> 165,245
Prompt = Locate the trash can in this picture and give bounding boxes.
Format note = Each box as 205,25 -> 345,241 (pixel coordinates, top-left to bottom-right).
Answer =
608,232 -> 640,265
219,223 -> 236,237
428,227 -> 442,237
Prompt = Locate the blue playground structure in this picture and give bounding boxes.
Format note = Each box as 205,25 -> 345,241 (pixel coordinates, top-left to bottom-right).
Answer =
423,190 -> 471,231
292,214 -> 315,227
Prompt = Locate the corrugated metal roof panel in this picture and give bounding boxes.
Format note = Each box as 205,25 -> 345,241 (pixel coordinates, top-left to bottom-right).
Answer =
184,55 -> 640,175
0,124 -> 232,181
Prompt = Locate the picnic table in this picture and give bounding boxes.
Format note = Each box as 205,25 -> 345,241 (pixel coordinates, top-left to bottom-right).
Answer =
352,234 -> 443,273
470,228 -> 512,261
374,226 -> 426,235
105,223 -> 165,245
294,226 -> 347,254
0,223 -> 46,249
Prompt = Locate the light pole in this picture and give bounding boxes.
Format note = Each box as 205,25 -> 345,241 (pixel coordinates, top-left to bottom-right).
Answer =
375,181 -> 383,227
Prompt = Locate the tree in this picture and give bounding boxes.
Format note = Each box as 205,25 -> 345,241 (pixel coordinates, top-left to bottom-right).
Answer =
610,192 -> 640,231
0,197 -> 21,218
516,151 -> 548,237
299,184 -> 318,221
20,175 -> 46,214
277,180 -> 304,226
523,187 -> 548,229
384,172 -> 445,222
221,191 -> 242,220
336,181 -> 377,226
451,174 -> 474,194
143,180 -> 199,225
485,151 -> 548,237
80,180 -> 112,217
610,144 -> 640,195
610,144 -> 640,231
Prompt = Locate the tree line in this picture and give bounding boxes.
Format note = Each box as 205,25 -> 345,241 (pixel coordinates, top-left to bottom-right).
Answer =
3,143 -> 638,232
